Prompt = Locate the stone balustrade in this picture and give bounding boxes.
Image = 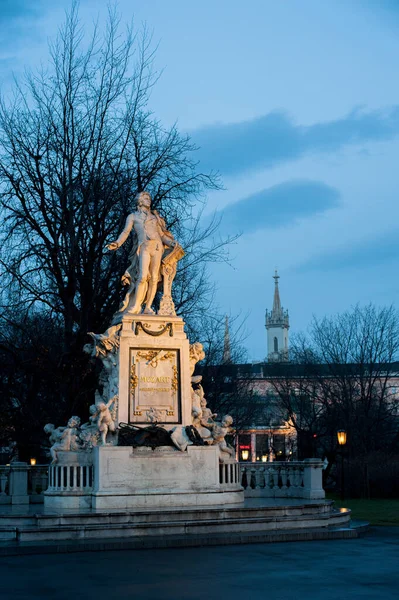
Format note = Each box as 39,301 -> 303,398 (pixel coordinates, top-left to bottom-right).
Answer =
0,463 -> 49,505
0,458 -> 324,504
47,463 -> 93,493
240,458 -> 325,499
219,460 -> 241,488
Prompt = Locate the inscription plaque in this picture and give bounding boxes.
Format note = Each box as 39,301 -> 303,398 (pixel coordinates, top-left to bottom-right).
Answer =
129,348 -> 181,424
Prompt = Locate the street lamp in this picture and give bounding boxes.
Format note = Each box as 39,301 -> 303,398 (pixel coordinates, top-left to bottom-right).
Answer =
241,450 -> 249,461
337,430 -> 347,501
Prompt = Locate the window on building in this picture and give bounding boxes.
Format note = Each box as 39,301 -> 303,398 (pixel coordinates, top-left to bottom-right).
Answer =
273,434 -> 286,461
274,337 -> 278,353
255,434 -> 269,461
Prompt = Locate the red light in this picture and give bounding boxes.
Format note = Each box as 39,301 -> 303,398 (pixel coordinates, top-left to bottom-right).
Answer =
313,434 -> 317,438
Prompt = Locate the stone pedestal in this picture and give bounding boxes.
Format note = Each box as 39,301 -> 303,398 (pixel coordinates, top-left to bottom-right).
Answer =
9,462 -> 29,505
117,314 -> 191,426
302,458 -> 325,499
44,313 -> 244,510
92,445 -> 243,509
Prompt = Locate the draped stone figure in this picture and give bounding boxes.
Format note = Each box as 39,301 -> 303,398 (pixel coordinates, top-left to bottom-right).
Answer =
107,191 -> 184,320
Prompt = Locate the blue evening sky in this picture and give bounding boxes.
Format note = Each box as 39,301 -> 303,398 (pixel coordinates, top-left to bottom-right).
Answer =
1,0 -> 399,360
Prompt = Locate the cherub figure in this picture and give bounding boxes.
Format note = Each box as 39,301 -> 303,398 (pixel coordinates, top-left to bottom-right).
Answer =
199,397 -> 217,427
93,398 -> 116,445
79,405 -> 101,448
208,415 -> 235,463
81,404 -> 99,430
189,342 -> 205,378
192,405 -> 212,444
44,417 -> 81,464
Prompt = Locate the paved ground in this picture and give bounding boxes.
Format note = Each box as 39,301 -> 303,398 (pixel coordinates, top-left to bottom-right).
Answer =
0,527 -> 398,600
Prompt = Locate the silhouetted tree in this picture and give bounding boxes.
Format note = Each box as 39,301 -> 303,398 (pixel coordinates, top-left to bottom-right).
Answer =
0,4 -> 236,453
267,304 -> 399,494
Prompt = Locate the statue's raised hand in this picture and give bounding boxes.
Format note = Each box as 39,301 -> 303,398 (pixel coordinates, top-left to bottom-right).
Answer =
106,242 -> 118,251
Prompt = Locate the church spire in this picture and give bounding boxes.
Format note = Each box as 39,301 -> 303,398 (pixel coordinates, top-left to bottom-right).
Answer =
223,315 -> 232,363
265,271 -> 289,362
272,270 -> 282,316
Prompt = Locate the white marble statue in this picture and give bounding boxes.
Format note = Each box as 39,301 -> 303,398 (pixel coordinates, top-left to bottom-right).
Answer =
44,417 -> 81,464
200,396 -> 217,427
83,324 -> 120,417
207,415 -> 235,463
107,191 -> 183,318
79,405 -> 101,448
189,342 -> 205,378
90,398 -> 117,445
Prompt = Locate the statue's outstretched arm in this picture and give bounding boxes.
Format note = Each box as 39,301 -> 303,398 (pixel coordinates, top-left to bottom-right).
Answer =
107,214 -> 134,251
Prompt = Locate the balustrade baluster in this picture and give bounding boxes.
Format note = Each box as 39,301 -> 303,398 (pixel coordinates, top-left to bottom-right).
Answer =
220,464 -> 225,485
259,466 -> 265,489
241,466 -> 247,489
272,467 -> 279,489
250,467 -> 256,489
293,466 -> 299,488
280,467 -> 288,490
254,466 -> 261,489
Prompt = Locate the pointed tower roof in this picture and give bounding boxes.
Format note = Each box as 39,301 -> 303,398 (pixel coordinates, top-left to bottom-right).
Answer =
223,315 -> 232,363
272,270 -> 282,317
265,270 -> 289,329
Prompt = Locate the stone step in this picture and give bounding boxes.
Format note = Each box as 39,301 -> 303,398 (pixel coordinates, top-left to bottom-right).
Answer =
0,500 -> 335,530
0,508 -> 351,542
0,524 -> 359,556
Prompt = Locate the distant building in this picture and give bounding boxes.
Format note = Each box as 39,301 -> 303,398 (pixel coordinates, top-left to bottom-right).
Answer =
265,270 -> 289,362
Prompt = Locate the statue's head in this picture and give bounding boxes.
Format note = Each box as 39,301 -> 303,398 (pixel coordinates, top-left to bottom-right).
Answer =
44,423 -> 55,435
136,191 -> 152,209
89,404 -> 97,415
222,415 -> 233,427
97,402 -> 107,411
67,416 -> 81,429
200,397 -> 207,408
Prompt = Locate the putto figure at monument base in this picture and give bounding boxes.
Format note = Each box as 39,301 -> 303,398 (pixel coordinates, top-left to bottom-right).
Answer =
44,190 -> 242,510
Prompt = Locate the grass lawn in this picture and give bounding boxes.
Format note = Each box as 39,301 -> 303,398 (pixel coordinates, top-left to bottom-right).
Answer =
327,493 -> 399,526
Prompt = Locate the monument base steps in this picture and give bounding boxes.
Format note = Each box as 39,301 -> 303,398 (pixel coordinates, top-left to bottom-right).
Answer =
0,499 -> 351,544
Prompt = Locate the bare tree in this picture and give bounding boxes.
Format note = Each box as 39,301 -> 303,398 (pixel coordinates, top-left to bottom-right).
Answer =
267,304 -> 399,491
0,4 -> 236,439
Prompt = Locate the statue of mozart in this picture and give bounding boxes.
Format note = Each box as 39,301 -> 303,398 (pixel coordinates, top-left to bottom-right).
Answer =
107,191 -> 184,319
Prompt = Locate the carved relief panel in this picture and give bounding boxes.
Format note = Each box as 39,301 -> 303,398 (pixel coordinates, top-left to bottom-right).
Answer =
129,348 -> 181,424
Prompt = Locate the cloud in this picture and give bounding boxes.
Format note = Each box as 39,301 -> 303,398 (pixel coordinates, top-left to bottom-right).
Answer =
191,107 -> 399,177
214,180 -> 340,236
298,230 -> 399,272
0,0 -> 45,26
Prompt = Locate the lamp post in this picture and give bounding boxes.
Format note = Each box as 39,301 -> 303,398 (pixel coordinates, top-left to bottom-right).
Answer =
337,430 -> 347,501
